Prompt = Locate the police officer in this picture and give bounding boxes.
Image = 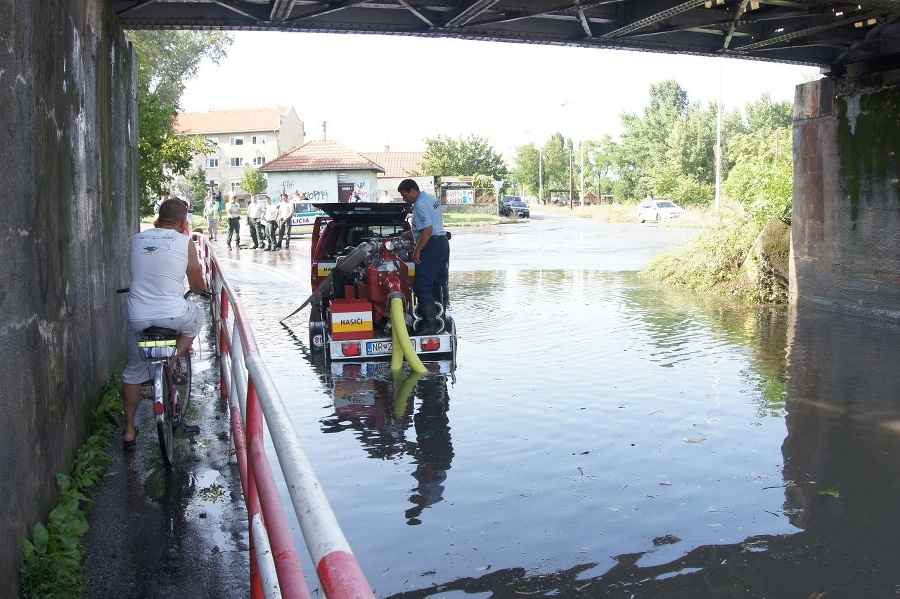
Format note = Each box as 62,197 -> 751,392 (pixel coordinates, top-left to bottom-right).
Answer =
398,178 -> 449,334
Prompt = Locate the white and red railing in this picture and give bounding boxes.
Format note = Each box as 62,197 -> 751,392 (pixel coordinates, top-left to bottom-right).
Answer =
193,234 -> 374,599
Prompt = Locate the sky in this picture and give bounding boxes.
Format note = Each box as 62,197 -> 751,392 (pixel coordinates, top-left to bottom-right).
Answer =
180,31 -> 818,158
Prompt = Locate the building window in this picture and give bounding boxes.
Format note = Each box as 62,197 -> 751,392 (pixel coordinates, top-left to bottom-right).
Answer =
230,136 -> 244,146
205,158 -> 219,168
207,137 -> 219,146
230,157 -> 244,167
252,135 -> 267,145
252,156 -> 266,166
230,179 -> 240,192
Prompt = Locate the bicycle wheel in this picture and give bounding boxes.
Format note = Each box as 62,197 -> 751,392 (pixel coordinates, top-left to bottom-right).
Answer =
163,352 -> 192,429
155,365 -> 175,467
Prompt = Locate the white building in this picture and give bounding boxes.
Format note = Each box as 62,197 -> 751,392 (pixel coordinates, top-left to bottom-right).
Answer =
174,106 -> 305,193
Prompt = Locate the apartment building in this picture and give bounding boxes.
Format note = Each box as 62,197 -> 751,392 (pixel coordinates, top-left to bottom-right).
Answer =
174,106 -> 305,193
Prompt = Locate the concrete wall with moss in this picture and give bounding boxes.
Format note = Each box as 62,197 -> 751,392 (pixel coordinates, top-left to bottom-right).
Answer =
791,76 -> 900,320
0,0 -> 136,595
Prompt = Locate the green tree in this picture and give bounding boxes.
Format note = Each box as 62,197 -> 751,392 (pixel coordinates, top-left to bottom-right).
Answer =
172,165 -> 208,209
613,81 -> 689,200
240,166 -> 268,197
126,31 -> 233,216
723,127 -> 793,223
419,134 -> 508,180
744,92 -> 793,134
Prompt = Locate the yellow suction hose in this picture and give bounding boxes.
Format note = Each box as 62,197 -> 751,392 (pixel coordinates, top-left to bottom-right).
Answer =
393,369 -> 424,419
389,296 -> 426,373
390,317 -> 403,371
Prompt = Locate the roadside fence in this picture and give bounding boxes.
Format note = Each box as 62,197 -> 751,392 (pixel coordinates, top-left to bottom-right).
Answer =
193,233 -> 375,599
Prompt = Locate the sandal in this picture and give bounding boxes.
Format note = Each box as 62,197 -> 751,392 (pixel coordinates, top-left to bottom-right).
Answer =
123,427 -> 139,450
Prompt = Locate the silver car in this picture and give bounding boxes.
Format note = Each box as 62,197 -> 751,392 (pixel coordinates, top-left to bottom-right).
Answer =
637,198 -> 684,223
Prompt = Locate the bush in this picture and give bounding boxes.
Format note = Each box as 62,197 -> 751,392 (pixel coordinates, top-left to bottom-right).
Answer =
643,216 -> 761,294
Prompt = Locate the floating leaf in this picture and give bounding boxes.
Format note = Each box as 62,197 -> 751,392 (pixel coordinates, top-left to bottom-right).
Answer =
818,489 -> 841,498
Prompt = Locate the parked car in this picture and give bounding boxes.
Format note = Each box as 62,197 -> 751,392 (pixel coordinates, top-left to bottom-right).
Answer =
500,198 -> 530,218
290,201 -> 328,237
637,198 -> 684,223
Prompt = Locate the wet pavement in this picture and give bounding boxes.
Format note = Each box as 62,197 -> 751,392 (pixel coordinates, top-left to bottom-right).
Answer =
82,318 -> 250,598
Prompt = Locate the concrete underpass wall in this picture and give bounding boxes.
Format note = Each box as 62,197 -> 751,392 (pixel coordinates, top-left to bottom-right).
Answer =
791,76 -> 900,320
0,0 -> 136,595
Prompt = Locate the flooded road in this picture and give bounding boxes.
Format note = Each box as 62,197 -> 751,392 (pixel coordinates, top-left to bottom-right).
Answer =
219,213 -> 900,598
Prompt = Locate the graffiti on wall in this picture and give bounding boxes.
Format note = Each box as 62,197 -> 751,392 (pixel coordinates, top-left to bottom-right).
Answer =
353,181 -> 371,201
303,190 -> 329,201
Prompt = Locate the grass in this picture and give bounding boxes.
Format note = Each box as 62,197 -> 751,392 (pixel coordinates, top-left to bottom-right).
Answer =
444,212 -> 503,226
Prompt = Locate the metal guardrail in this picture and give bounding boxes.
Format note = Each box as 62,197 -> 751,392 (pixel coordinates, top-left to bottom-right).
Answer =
193,234 -> 375,599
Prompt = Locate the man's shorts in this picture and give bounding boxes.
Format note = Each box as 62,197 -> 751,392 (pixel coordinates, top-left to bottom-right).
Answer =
122,302 -> 205,384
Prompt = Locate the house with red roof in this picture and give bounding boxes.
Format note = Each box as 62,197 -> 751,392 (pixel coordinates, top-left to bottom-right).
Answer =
259,140 -> 385,203
174,107 -> 305,193
359,150 -> 434,202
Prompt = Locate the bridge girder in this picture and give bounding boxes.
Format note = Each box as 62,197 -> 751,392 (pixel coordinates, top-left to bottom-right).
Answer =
110,0 -> 900,72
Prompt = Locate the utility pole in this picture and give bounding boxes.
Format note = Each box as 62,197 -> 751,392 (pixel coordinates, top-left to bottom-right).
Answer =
714,63 -> 722,212
580,141 -> 584,209
538,146 -> 543,205
569,145 -> 574,211
321,121 -> 328,141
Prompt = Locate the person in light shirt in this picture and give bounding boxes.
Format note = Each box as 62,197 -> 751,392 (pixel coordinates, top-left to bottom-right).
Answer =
275,193 -> 293,250
246,195 -> 264,249
121,199 -> 205,448
398,178 -> 449,334
262,196 -> 278,251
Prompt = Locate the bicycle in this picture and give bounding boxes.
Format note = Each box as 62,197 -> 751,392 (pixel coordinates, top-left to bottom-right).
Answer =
118,288 -> 209,467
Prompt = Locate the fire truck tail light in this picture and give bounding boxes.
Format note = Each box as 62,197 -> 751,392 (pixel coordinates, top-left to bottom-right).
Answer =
420,337 -> 441,351
341,342 -> 362,357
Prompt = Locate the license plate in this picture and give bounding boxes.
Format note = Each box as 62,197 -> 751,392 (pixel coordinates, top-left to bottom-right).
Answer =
366,340 -> 393,355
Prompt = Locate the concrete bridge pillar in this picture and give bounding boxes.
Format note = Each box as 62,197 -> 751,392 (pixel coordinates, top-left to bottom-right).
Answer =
0,1 -> 136,596
791,75 -> 900,320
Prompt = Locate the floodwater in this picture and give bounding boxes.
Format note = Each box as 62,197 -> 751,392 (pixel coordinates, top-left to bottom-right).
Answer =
218,213 -> 900,598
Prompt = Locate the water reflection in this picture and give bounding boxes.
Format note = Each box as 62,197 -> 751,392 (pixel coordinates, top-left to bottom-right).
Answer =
320,363 -> 454,525
230,224 -> 900,596
381,303 -> 900,597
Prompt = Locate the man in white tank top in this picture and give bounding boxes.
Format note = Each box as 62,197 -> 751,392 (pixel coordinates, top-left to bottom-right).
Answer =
121,199 -> 206,448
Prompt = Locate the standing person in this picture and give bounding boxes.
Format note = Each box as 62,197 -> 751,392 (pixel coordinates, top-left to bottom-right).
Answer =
398,179 -> 450,334
213,185 -> 223,212
275,193 -> 293,249
186,198 -> 195,226
121,198 -> 205,448
226,194 -> 242,249
378,191 -> 393,203
203,191 -> 219,240
246,195 -> 263,249
262,196 -> 278,251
